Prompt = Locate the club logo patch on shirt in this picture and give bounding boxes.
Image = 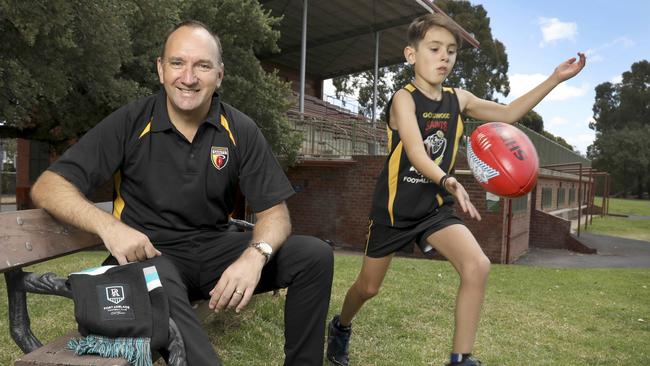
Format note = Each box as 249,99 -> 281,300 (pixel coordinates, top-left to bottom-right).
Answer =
211,146 -> 229,170
424,130 -> 447,165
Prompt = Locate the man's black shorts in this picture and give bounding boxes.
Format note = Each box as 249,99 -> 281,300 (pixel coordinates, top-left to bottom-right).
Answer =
364,204 -> 465,258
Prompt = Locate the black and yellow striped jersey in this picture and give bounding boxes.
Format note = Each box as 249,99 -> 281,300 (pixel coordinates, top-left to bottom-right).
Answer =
369,83 -> 464,227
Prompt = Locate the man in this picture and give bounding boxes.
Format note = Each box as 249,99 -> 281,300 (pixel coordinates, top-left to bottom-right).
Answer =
31,20 -> 333,366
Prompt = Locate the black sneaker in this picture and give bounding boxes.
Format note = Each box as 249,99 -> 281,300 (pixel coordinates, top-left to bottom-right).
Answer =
446,356 -> 484,366
326,315 -> 351,366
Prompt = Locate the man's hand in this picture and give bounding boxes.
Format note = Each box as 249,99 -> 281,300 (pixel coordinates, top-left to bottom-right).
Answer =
100,220 -> 161,265
444,177 -> 482,221
208,248 -> 265,313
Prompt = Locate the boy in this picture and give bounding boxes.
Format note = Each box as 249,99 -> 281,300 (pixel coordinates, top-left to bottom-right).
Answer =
326,13 -> 585,366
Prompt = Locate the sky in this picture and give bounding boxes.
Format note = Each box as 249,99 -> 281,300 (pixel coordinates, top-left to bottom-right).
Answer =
473,0 -> 650,154
324,0 -> 650,155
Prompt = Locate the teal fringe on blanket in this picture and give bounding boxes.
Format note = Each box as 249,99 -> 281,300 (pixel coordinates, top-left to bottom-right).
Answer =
67,335 -> 152,366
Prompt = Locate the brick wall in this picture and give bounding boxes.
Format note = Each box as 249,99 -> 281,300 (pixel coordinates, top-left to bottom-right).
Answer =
529,209 -> 571,249
458,174 -> 507,263
529,209 -> 596,253
286,157 -> 381,247
507,209 -> 532,263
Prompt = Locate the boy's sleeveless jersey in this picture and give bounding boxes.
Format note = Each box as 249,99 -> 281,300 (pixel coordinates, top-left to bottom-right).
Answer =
370,84 -> 464,227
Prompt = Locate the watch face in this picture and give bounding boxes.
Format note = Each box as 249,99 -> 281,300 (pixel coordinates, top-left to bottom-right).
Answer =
257,242 -> 273,255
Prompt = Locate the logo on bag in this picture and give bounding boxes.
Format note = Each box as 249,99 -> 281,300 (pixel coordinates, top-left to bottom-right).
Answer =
106,286 -> 125,304
211,146 -> 229,170
98,284 -> 134,320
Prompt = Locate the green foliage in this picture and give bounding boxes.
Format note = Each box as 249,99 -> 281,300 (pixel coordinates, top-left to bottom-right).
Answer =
0,0 -> 154,145
587,216 -> 650,242
594,196 -> 650,216
589,61 -> 650,197
519,110 -> 544,133
0,0 -> 300,164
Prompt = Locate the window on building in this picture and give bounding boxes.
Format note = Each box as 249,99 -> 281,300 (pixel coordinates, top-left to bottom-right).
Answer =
541,187 -> 553,209
511,195 -> 528,214
557,188 -> 566,207
569,188 -> 576,204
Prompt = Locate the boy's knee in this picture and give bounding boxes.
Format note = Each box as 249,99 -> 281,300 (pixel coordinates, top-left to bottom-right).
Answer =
460,254 -> 491,282
355,280 -> 381,300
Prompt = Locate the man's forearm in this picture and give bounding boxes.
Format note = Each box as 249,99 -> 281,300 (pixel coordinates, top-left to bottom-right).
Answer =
31,170 -> 119,238
250,202 -> 291,251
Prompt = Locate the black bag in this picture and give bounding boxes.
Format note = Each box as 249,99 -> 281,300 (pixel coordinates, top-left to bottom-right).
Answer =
67,258 -> 170,365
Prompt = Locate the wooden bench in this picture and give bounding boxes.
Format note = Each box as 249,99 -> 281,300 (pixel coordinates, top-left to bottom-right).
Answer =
1,203 -> 253,366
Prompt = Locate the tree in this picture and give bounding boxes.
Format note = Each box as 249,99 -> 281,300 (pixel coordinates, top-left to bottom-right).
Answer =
332,0 -> 510,117
0,0 -> 300,164
0,0 -> 156,145
588,126 -> 650,197
589,60 -> 650,197
519,110 -> 544,133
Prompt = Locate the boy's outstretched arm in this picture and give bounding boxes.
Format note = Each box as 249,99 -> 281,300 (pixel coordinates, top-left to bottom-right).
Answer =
391,90 -> 481,220
457,52 -> 586,123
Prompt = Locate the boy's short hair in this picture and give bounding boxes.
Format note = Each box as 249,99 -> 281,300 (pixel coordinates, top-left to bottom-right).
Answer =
160,20 -> 223,64
407,13 -> 463,49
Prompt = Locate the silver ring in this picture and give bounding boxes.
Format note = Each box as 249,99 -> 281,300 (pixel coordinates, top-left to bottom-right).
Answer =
234,290 -> 244,296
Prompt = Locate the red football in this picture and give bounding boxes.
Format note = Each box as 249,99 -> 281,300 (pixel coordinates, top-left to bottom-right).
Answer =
466,122 -> 539,198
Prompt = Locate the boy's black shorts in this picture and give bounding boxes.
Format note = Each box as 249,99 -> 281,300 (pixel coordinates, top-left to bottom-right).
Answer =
364,204 -> 465,258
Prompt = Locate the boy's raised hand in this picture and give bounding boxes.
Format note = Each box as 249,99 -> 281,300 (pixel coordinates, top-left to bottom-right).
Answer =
444,177 -> 482,221
553,52 -> 586,82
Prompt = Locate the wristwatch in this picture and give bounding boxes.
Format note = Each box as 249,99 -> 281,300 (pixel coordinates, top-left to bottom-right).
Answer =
250,241 -> 273,264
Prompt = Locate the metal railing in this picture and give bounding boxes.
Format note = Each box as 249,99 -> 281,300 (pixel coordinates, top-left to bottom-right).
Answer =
288,117 -> 589,166
288,113 -> 387,158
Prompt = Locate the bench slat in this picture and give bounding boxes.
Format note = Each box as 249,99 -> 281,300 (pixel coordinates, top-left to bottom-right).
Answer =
0,209 -> 102,273
14,331 -> 130,366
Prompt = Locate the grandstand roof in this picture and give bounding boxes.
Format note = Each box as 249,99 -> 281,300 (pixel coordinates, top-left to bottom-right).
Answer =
258,0 -> 479,79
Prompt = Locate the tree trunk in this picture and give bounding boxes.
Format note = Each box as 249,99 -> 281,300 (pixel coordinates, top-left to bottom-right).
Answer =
638,175 -> 644,199
622,163 -> 628,198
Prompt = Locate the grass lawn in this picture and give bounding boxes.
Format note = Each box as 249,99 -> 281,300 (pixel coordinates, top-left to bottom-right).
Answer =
587,216 -> 650,242
594,196 -> 650,216
587,197 -> 650,242
1,251 -> 649,365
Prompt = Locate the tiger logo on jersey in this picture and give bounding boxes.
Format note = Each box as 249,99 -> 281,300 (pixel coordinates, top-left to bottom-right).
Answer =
211,146 -> 229,170
424,130 -> 446,165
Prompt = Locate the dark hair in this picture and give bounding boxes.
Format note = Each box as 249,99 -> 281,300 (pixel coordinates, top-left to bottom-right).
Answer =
407,13 -> 462,49
160,20 -> 223,64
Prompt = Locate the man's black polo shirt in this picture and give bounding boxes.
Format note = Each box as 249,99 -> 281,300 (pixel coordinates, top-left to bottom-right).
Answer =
49,90 -> 295,244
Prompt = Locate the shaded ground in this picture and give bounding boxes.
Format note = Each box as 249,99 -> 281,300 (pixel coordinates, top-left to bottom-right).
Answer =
514,231 -> 650,268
